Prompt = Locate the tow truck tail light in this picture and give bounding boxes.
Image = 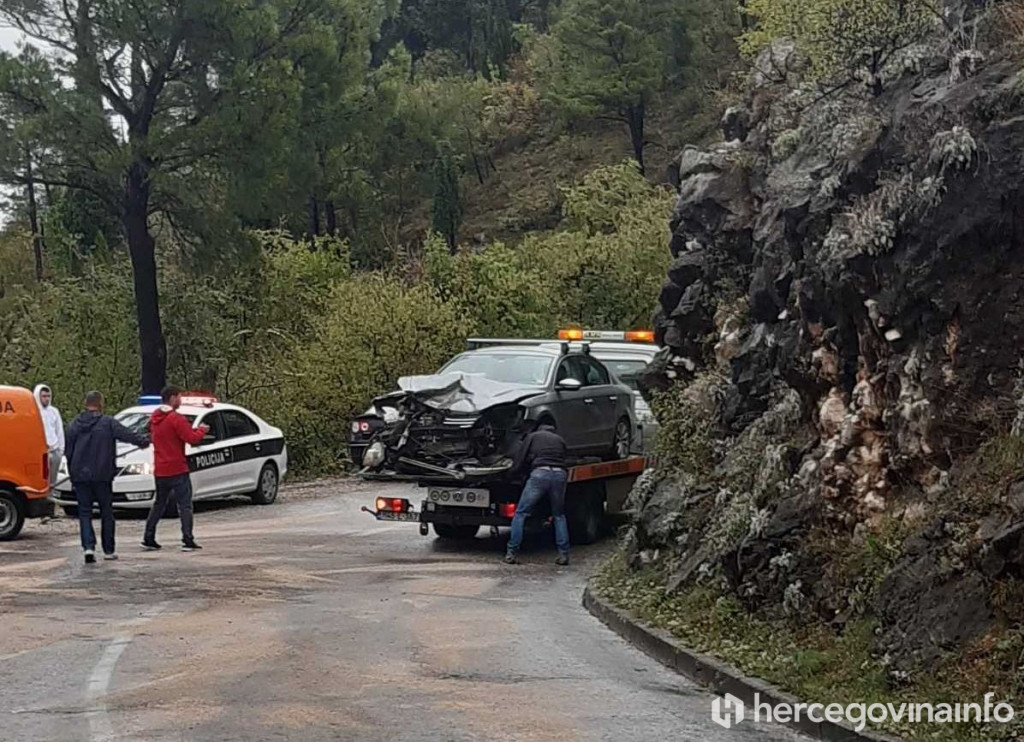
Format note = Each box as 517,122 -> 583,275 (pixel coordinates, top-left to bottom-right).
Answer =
42,452 -> 50,482
376,497 -> 410,513
500,503 -> 516,518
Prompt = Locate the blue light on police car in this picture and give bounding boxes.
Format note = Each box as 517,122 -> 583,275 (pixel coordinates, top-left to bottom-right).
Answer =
138,394 -> 162,406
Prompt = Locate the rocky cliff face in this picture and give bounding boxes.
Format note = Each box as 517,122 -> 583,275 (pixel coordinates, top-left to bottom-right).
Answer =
632,6 -> 1024,675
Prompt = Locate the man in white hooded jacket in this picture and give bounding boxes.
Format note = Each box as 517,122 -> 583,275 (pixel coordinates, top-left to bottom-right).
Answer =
34,383 -> 65,486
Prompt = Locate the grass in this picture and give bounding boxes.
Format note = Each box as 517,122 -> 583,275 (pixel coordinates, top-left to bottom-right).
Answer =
593,553 -> 1024,741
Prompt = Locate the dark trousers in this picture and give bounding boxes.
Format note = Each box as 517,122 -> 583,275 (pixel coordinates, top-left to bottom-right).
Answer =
507,468 -> 570,557
145,474 -> 195,543
74,481 -> 115,554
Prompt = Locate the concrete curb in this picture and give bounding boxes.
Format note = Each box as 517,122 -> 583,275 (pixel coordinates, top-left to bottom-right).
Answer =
582,585 -> 901,742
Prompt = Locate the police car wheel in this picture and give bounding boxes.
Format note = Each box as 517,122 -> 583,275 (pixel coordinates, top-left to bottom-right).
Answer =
0,490 -> 25,542
251,463 -> 278,505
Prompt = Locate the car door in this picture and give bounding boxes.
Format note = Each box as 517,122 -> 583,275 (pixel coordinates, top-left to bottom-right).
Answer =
579,355 -> 621,448
218,409 -> 264,494
187,412 -> 233,498
550,355 -> 594,453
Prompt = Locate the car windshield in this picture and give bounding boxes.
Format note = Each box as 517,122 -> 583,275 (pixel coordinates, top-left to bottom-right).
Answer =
441,353 -> 553,386
598,359 -> 649,391
116,411 -> 197,434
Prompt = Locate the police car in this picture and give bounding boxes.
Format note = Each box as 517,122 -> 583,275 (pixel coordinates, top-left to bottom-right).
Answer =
53,394 -> 287,514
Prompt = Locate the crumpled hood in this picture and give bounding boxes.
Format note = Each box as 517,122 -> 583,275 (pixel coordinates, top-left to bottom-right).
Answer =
381,373 -> 543,413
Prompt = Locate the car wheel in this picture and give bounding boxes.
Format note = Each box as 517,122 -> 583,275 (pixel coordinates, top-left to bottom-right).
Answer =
251,463 -> 279,505
606,417 -> 632,461
0,490 -> 25,541
433,523 -> 479,540
62,505 -> 79,518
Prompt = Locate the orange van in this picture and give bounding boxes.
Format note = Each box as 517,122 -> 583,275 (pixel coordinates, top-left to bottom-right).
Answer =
0,385 -> 55,540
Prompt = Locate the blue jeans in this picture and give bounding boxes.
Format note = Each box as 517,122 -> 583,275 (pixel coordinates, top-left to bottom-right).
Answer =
74,481 -> 115,554
507,468 -> 569,557
145,474 -> 195,543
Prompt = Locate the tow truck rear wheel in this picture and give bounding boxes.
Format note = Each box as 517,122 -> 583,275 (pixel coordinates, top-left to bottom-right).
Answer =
433,523 -> 480,540
0,489 -> 25,542
568,487 -> 604,545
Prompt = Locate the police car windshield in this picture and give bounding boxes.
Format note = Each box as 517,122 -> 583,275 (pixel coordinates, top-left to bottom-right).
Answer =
598,359 -> 648,391
116,411 -> 197,434
442,353 -> 552,386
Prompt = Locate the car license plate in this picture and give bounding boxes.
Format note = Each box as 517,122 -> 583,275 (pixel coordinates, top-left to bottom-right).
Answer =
125,491 -> 154,501
377,511 -> 420,522
426,487 -> 490,508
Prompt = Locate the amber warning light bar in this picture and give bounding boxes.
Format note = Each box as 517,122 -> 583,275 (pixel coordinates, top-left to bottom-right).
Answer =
558,329 -> 655,343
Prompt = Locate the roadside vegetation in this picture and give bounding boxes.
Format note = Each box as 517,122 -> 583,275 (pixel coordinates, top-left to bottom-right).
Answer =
594,553 -> 1024,741
0,0 -> 736,473
0,163 -> 671,473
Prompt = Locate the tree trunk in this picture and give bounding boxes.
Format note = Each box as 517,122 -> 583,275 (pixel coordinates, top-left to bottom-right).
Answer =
325,200 -> 337,236
123,162 -> 167,394
309,196 -> 321,239
24,146 -> 43,281
626,103 -> 646,176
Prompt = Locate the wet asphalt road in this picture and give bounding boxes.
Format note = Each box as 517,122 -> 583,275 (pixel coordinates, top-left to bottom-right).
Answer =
1,479 -> 803,742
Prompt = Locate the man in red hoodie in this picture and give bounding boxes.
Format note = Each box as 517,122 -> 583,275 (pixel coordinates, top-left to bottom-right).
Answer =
142,385 -> 210,552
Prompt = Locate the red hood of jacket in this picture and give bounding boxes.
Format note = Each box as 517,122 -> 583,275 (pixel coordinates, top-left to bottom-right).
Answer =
150,406 -> 206,478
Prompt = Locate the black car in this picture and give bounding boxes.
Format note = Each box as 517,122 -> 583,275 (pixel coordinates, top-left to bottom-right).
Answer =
349,343 -> 635,482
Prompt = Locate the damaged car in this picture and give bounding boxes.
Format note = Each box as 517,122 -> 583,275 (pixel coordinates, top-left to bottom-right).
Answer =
350,344 -> 635,483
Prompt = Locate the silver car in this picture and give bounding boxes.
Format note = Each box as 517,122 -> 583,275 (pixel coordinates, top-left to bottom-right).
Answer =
586,342 -> 659,453
354,344 -> 636,483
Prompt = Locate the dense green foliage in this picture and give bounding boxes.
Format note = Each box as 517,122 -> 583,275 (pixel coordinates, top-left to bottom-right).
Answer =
0,163 -> 671,473
0,0 -> 735,395
741,0 -> 936,93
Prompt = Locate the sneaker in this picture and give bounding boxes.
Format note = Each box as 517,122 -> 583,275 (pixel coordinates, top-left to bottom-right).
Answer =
181,540 -> 202,552
103,553 -> 118,561
141,539 -> 162,551
555,554 -> 570,566
504,552 -> 519,565
84,550 -> 96,564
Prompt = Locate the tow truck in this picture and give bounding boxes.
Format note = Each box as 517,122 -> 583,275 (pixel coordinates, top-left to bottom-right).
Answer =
362,454 -> 649,544
360,329 -> 657,544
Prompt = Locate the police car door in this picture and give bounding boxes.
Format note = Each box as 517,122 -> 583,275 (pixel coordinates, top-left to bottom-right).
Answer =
188,412 -> 233,498
218,409 -> 263,494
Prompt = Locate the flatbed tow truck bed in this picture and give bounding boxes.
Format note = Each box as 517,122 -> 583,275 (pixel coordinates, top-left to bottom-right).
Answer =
362,455 -> 650,544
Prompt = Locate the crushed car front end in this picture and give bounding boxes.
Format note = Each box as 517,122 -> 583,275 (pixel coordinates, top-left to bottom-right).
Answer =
356,374 -> 541,484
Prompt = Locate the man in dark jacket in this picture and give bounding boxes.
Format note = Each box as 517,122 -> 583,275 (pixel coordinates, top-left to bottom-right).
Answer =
65,391 -> 150,564
504,423 -> 570,566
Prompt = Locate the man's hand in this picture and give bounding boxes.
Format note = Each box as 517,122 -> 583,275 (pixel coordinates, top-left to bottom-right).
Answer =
198,424 -> 211,435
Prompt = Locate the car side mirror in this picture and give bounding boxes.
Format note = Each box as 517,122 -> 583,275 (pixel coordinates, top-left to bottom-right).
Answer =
556,378 -> 583,391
